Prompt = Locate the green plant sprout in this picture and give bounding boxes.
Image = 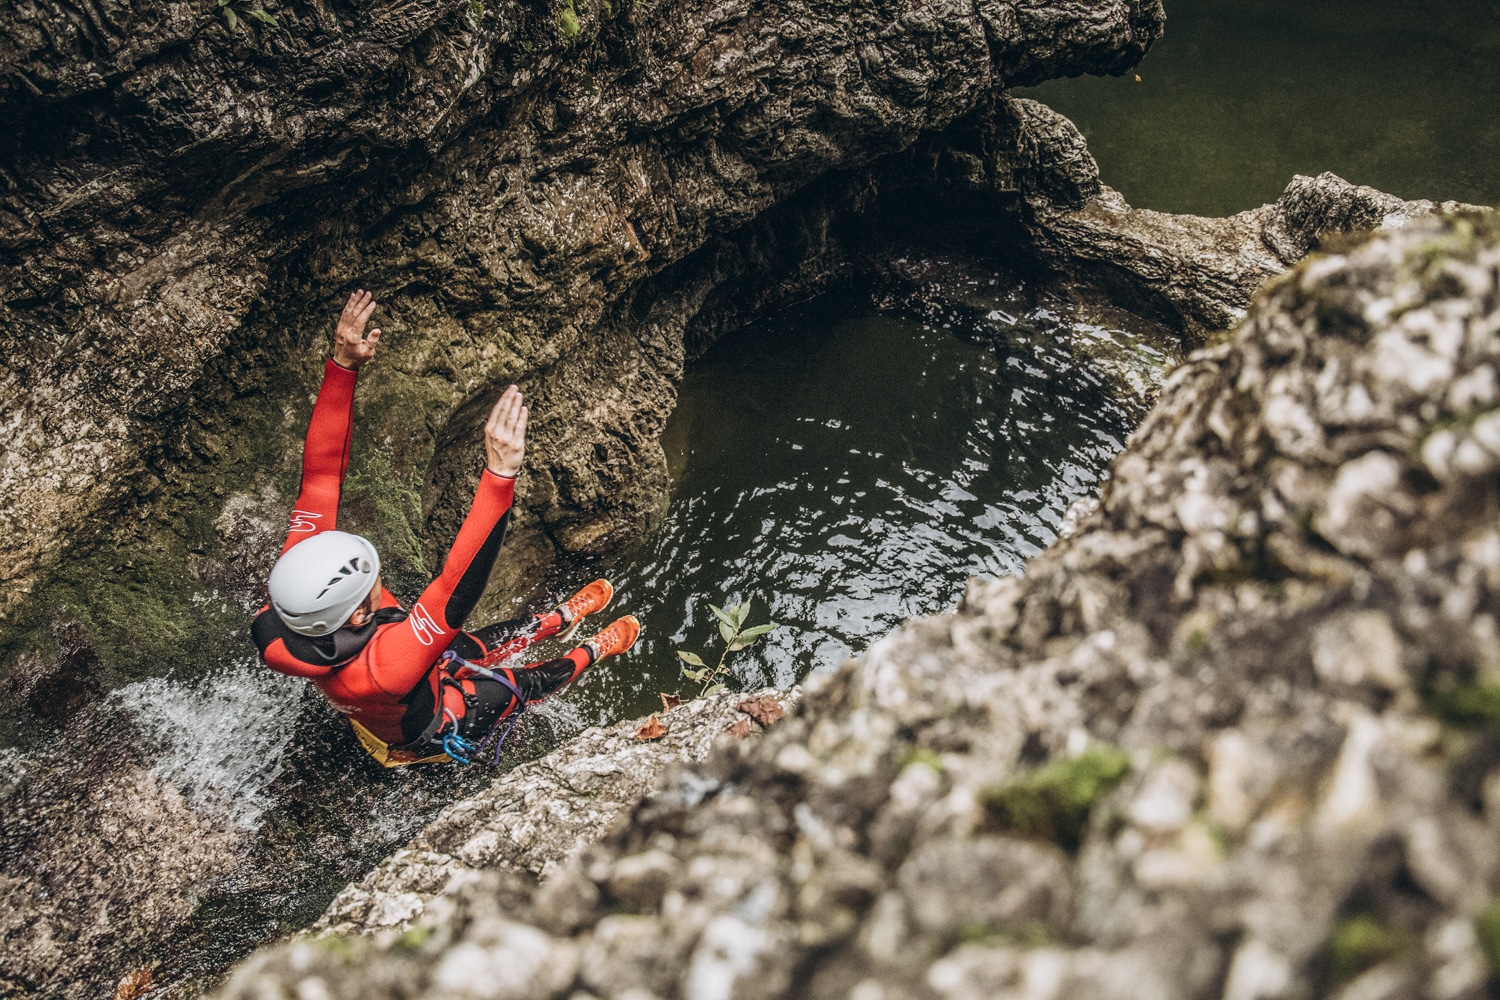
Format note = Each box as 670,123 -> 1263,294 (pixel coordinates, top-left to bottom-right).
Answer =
218,0 -> 278,30
676,596 -> 780,698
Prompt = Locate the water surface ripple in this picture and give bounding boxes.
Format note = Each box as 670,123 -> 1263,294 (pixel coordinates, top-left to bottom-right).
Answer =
548,284 -> 1172,725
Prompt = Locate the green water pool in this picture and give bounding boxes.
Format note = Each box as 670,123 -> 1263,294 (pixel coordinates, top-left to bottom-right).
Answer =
539,277 -> 1173,726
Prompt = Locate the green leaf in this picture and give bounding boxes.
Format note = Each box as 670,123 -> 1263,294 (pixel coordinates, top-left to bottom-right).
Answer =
703,683 -> 726,696
719,619 -> 737,645
738,622 -> 779,640
219,0 -> 231,8
708,604 -> 737,630
224,6 -> 238,28
676,650 -> 705,667
249,8 -> 279,25
682,668 -> 705,682
733,598 -> 753,626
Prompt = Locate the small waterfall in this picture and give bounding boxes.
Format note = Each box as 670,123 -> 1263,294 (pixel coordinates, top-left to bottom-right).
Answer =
115,662 -> 305,830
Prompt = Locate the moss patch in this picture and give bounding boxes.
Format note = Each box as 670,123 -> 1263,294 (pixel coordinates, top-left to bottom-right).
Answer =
393,925 -> 433,953
953,919 -> 1056,950
557,0 -> 580,38
310,933 -> 356,962
900,746 -> 945,773
1424,677 -> 1500,728
1324,914 -> 1417,984
978,744 -> 1130,852
1475,899 -> 1500,975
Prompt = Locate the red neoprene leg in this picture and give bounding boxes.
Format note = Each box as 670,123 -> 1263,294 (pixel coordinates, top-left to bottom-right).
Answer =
472,611 -> 567,664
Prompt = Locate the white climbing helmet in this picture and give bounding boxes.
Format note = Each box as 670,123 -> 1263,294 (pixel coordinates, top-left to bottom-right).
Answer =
268,531 -> 381,637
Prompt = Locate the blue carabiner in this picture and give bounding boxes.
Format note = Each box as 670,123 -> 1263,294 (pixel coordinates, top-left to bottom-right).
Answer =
441,731 -> 476,765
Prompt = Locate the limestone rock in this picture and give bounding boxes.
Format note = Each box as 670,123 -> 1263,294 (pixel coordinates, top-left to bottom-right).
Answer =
313,688 -> 799,939
990,101 -> 1487,339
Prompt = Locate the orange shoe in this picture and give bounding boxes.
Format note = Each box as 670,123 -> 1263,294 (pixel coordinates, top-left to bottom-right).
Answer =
585,615 -> 641,661
558,578 -> 614,625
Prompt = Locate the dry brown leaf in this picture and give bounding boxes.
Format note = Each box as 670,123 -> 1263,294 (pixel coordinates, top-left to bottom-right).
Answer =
735,696 -> 785,728
114,968 -> 154,1000
635,714 -> 667,740
725,718 -> 753,740
660,692 -> 682,713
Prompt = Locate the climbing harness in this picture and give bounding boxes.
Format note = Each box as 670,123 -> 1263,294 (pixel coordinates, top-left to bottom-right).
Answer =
349,648 -> 529,768
435,649 -> 529,766
349,718 -> 453,767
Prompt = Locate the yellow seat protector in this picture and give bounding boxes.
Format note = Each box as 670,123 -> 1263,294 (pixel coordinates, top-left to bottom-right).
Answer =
349,718 -> 453,768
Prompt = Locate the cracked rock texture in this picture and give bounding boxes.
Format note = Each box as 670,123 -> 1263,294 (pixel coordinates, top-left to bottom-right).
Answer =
959,97 -> 1484,339
216,214 -> 1500,1000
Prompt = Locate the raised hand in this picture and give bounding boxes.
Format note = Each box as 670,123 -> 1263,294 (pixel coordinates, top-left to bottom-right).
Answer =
333,289 -> 381,370
484,384 -> 528,478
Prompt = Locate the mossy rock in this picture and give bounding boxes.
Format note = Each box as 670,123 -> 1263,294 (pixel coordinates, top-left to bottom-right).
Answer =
1324,914 -> 1417,984
1425,679 -> 1500,728
977,744 -> 1129,852
1475,899 -> 1500,976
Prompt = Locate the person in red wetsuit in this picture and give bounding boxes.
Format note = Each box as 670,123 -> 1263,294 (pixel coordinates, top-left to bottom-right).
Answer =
253,289 -> 640,766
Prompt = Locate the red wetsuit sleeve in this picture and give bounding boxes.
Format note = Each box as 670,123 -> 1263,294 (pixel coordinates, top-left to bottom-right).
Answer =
345,471 -> 516,698
281,360 -> 358,555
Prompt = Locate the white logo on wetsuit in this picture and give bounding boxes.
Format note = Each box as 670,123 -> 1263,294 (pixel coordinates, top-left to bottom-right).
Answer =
289,509 -> 323,533
410,602 -> 441,646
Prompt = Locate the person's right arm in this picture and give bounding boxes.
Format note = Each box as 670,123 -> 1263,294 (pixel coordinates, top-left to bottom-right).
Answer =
279,290 -> 382,555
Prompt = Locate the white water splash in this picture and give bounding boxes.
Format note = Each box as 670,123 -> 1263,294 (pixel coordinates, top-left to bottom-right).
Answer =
115,662 -> 304,830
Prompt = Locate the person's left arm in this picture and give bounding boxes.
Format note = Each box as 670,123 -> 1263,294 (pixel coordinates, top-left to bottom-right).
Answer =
352,384 -> 529,697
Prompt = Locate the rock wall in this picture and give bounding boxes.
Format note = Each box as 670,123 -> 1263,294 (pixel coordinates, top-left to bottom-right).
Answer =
0,0 -> 1164,623
216,214 -> 1500,1000
3,4 -> 1176,995
926,95 -> 1483,339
